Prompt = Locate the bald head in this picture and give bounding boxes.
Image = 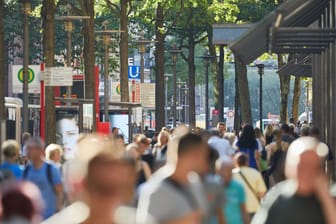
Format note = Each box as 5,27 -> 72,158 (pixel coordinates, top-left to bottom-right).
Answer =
285,137 -> 327,194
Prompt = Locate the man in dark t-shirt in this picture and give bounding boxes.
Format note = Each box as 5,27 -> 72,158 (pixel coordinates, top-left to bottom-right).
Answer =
253,181 -> 326,224
252,137 -> 336,224
280,124 -> 294,144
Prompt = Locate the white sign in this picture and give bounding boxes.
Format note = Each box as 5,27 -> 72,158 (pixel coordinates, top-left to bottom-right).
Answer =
44,67 -> 73,86
227,110 -> 234,118
12,65 -> 41,94
226,116 -> 234,130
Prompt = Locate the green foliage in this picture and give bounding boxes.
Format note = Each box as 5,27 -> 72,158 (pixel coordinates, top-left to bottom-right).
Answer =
4,0 -> 42,63
236,0 -> 278,23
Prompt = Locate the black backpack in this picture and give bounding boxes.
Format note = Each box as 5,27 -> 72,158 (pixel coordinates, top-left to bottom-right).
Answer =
23,163 -> 53,187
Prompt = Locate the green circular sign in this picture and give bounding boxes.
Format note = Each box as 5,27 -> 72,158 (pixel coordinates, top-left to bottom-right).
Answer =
18,68 -> 35,84
116,84 -> 121,95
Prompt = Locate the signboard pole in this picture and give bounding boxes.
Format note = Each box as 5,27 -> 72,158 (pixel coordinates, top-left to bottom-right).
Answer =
22,6 -> 30,133
95,66 -> 100,128
40,63 -> 45,139
132,80 -> 135,103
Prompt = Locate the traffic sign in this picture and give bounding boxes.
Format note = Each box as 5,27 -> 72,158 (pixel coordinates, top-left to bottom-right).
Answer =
116,83 -> 121,95
128,66 -> 141,80
17,68 -> 34,83
44,67 -> 73,86
227,110 -> 234,118
12,65 -> 40,94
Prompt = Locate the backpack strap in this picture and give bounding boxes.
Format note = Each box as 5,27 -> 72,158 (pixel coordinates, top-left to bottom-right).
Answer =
46,163 -> 53,187
23,164 -> 30,179
23,163 -> 53,188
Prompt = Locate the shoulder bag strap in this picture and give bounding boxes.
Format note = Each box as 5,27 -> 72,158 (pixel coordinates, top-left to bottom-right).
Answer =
238,170 -> 260,202
165,178 -> 198,209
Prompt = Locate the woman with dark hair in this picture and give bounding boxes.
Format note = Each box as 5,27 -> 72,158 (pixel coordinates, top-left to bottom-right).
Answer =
235,125 -> 261,171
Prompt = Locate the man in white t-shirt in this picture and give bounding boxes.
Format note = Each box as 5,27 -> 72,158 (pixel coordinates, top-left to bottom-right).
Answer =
208,129 -> 235,161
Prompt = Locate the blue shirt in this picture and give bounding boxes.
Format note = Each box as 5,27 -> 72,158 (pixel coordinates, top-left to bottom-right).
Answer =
224,180 -> 246,224
0,161 -> 22,179
24,162 -> 62,219
236,140 -> 259,169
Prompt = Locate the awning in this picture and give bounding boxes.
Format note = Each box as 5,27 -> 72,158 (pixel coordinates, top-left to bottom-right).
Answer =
278,54 -> 312,77
229,0 -> 330,64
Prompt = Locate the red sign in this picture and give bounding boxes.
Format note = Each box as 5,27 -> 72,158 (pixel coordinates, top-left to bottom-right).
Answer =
97,122 -> 110,134
73,74 -> 84,81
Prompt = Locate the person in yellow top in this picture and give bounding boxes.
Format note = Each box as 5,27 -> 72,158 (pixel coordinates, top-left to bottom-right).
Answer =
232,153 -> 267,217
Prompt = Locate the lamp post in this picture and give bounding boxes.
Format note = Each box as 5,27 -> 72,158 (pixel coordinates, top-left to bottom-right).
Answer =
200,51 -> 214,130
181,84 -> 189,124
257,64 -> 264,131
95,22 -> 123,122
306,79 -> 311,123
177,81 -> 186,123
169,46 -> 182,127
134,34 -> 156,83
56,5 -> 90,104
21,0 -> 31,133
164,73 -> 172,125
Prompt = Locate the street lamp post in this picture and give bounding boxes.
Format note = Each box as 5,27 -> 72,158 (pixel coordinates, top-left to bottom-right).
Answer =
200,51 -> 214,130
181,84 -> 189,124
56,6 -> 90,104
257,64 -> 264,131
164,73 -> 172,125
21,0 -> 31,133
178,82 -> 181,122
134,34 -> 156,83
177,81 -> 186,123
96,22 -> 123,122
169,46 -> 182,128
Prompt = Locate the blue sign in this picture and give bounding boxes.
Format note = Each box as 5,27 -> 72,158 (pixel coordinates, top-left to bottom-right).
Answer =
128,66 -> 141,80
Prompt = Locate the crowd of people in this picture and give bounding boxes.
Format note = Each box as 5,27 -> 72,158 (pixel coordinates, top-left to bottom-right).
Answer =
0,120 -> 335,224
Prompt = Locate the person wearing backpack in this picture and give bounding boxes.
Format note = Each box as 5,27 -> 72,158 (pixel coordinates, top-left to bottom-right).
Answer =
0,140 -> 22,181
23,137 -> 63,219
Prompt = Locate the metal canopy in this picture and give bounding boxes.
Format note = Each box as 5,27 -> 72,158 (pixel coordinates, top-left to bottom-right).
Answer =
271,27 -> 336,53
229,0 -> 330,64
212,24 -> 252,45
278,54 -> 312,77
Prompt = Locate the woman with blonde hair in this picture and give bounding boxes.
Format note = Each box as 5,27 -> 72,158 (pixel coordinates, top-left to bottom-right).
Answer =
264,124 -> 274,145
0,140 -> 22,180
266,129 -> 289,186
125,143 -> 151,187
152,130 -> 170,170
45,144 -> 63,169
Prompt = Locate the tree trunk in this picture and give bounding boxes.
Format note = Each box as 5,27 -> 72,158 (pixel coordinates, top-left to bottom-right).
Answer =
0,0 -> 5,149
217,45 -> 224,122
207,26 -> 224,122
119,0 -> 129,102
154,3 -> 165,131
207,28 -> 218,109
188,34 -> 196,128
278,54 -> 290,124
42,0 -> 56,144
291,76 -> 301,121
81,0 -> 96,130
234,69 -> 241,131
235,55 -> 252,125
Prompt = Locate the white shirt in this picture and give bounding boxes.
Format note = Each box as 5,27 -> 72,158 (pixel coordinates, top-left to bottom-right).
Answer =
208,136 -> 235,160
